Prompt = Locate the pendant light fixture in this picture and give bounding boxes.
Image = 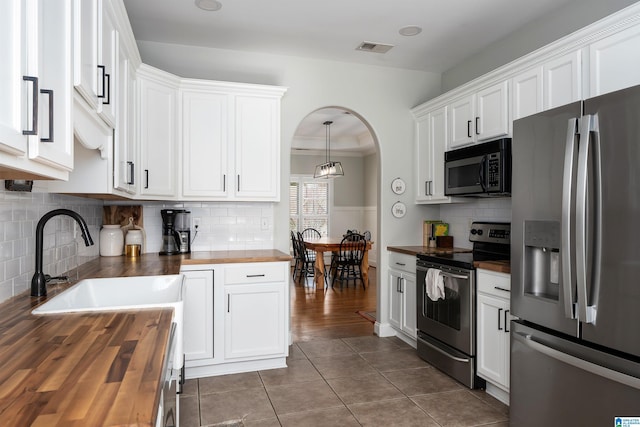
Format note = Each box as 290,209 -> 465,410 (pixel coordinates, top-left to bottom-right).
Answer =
314,120 -> 344,179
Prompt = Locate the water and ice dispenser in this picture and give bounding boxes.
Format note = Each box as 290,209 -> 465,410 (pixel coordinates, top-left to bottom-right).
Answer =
523,220 -> 561,300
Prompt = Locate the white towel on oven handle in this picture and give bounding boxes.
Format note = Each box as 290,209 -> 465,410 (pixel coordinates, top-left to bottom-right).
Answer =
425,268 -> 445,301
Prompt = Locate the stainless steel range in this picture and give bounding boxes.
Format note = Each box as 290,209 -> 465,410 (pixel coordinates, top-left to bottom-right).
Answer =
416,222 -> 510,388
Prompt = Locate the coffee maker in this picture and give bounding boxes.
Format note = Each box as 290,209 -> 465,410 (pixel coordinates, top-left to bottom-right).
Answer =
160,209 -> 191,255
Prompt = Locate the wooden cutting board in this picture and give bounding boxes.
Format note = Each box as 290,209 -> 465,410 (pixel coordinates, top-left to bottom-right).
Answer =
102,205 -> 143,227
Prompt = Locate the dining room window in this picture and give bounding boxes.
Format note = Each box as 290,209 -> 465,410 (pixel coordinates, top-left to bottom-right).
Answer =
290,176 -> 329,236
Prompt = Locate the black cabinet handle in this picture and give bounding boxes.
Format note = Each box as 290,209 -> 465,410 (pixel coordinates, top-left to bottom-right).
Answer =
475,117 -> 480,135
237,175 -> 240,191
103,73 -> 111,105
467,120 -> 471,138
396,277 -> 401,293
400,277 -> 404,294
22,76 -> 38,135
246,274 -> 265,278
505,309 -> 510,333
127,161 -> 134,185
144,169 -> 149,189
39,89 -> 54,143
498,307 -> 503,331
227,294 -> 230,313
223,174 -> 226,191
396,262 -> 406,266
97,65 -> 106,99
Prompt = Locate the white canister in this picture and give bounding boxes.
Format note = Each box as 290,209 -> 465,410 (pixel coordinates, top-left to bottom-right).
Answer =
125,229 -> 144,252
100,225 -> 124,256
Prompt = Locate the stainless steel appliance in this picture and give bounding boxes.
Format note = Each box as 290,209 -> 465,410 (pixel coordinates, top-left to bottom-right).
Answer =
444,138 -> 512,196
511,85 -> 640,426
160,209 -> 191,255
416,222 -> 510,388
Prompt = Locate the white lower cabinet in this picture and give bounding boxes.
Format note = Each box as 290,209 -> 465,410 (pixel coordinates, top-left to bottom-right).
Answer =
388,252 -> 417,341
476,269 -> 511,403
181,261 -> 289,379
183,269 -> 214,363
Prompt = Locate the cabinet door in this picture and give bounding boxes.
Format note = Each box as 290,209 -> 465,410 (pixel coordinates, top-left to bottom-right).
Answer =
73,0 -> 99,109
388,269 -> 403,331
415,107 -> 453,204
477,293 -> 509,389
0,0 -> 29,155
512,66 -> 543,121
401,273 -> 417,339
28,0 -> 73,170
234,95 -> 280,200
225,283 -> 286,360
114,49 -> 135,194
139,76 -> 177,197
589,24 -> 640,97
543,50 -> 582,110
476,81 -> 509,140
182,90 -> 229,198
449,94 -> 475,149
97,0 -> 117,127
183,270 -> 214,363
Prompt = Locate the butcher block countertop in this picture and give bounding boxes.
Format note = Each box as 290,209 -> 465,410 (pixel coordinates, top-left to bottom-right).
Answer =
0,250 -> 290,426
387,245 -> 472,256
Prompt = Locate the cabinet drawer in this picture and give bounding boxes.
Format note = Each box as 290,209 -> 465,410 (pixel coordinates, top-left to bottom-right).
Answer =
476,269 -> 511,297
224,263 -> 285,285
388,252 -> 416,273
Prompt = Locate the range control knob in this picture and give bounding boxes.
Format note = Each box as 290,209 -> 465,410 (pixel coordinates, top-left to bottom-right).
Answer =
477,229 -> 484,236
470,228 -> 477,235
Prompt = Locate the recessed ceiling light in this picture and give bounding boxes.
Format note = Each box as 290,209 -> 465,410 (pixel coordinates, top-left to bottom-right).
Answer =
195,0 -> 222,11
399,25 -> 422,37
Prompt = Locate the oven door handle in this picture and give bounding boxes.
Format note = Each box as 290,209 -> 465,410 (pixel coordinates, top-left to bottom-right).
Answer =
420,336 -> 471,363
440,271 -> 469,280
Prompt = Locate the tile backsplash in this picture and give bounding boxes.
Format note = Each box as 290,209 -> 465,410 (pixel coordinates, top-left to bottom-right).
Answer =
0,188 -> 102,303
439,198 -> 512,248
0,185 -> 275,305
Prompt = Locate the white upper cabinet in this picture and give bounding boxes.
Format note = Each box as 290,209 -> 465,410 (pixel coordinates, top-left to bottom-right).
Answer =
543,50 -> 582,110
181,81 -> 286,201
138,66 -> 178,198
181,89 -> 229,198
113,46 -> 136,194
449,81 -> 509,149
476,81 -> 509,140
589,24 -> 640,97
415,106 -> 452,203
511,66 -> 543,121
449,94 -> 475,148
234,94 -> 281,200
0,0 -> 29,156
74,0 -> 117,126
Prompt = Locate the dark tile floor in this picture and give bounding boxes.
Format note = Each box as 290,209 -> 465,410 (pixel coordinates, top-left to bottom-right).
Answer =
179,335 -> 509,427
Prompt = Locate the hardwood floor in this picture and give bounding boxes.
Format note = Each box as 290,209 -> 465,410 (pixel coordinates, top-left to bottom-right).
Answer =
290,267 -> 377,342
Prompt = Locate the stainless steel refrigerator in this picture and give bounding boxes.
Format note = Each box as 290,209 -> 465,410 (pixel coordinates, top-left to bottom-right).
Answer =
511,85 -> 640,426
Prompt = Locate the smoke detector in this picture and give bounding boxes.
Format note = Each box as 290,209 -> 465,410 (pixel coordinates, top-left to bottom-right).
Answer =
356,41 -> 394,54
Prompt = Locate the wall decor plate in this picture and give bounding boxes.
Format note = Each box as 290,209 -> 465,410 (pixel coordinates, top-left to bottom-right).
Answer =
391,201 -> 407,218
391,177 -> 406,195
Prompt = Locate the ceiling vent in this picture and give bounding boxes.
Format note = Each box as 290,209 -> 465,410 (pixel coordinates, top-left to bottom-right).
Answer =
356,41 -> 394,54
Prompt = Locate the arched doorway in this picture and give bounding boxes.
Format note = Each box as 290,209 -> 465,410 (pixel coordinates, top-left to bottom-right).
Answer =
289,106 -> 381,341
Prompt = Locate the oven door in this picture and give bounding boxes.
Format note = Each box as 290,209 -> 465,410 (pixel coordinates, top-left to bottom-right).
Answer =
444,154 -> 486,195
417,262 -> 475,355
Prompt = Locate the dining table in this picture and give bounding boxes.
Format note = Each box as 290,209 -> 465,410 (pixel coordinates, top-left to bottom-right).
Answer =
303,237 -> 374,288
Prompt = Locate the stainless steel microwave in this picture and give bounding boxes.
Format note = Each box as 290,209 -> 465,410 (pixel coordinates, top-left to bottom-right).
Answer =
444,138 -> 512,196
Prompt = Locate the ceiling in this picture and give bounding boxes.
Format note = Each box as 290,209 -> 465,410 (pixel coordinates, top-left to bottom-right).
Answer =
122,0 -> 575,152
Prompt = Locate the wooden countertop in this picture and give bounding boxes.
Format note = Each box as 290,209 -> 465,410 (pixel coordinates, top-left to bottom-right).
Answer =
474,260 -> 511,274
0,250 -> 289,426
387,245 -> 472,256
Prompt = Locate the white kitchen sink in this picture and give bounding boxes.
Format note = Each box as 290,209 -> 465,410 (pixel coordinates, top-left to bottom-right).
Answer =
32,274 -> 185,369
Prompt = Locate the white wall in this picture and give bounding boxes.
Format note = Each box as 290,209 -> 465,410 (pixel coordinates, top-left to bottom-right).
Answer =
0,184 -> 102,303
441,0 -> 638,91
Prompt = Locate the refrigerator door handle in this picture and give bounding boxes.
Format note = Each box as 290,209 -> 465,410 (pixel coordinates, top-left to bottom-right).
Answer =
576,115 -> 598,324
513,331 -> 640,390
561,118 -> 578,320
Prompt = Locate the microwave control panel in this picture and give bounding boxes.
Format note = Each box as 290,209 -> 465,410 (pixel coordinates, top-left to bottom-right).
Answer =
487,153 -> 501,189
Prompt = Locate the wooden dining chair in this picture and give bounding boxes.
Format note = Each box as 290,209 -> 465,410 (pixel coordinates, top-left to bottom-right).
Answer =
296,231 -> 317,285
331,234 -> 366,289
291,231 -> 302,280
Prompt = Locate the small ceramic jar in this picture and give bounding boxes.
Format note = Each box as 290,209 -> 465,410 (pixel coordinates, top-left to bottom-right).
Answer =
100,225 -> 124,256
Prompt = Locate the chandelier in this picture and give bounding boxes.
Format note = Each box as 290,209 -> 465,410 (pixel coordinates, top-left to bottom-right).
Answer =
313,120 -> 344,179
